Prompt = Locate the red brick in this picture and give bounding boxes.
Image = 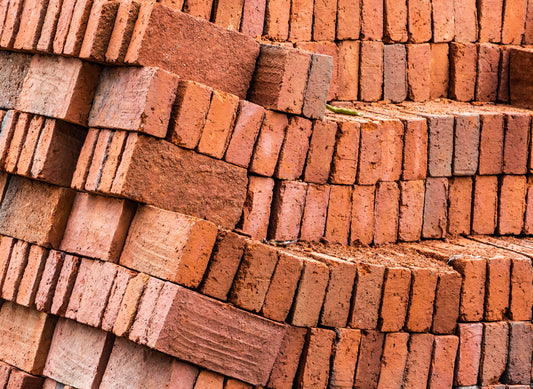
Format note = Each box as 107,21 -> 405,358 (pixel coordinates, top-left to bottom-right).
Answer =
194,371 -> 224,388
34,0 -> 64,51
455,323 -> 483,386
526,0 -> 533,44
428,335 -> 459,389
499,46 -> 518,103
449,43 -> 478,101
360,0 -> 383,40
268,180 -> 307,241
240,176 -> 274,241
15,115 -> 43,177
128,277 -> 165,344
377,332 -> 409,388
125,4 -> 259,99
299,184 -> 330,242
197,90 -> 240,159
407,0 -> 431,42
359,41 -> 383,101
478,0 -> 503,42
16,245 -> 48,308
83,129 -> 113,191
2,240 -> 29,301
504,321 -> 533,384
78,0 -> 120,61
404,267 -> 437,332
373,182 -> 400,244
312,0 -> 336,40
0,52 -> 31,110
357,120 -> 382,185
288,0 -> 312,40
450,255 -> 487,322
0,0 -> 24,48
105,0 -> 140,61
0,302 -> 55,374
60,0 -> 95,56
289,258 -> 329,327
0,236 -> 14,292
337,40 -> 359,100
70,127 -> 98,190
324,185 -> 352,245
398,180 -> 424,242
479,113 -> 504,175
454,115 -> 480,175
430,43 -> 450,99
34,250 -> 65,313
349,262 -> 384,329
353,331 -> 385,389
380,118 -> 404,182
239,0 -> 266,37
422,177 -> 448,239
329,328 -> 361,388
182,0 -> 213,19
112,273 -> 149,337
224,101 -> 265,168
249,111 -> 288,177
295,328 -> 335,389
267,326 -> 307,388
447,177 -> 473,235
263,0 -> 289,40
431,0 -> 454,42
384,0 -> 407,42
379,266 -> 411,332
17,55 -> 100,126
502,0 -> 528,44
224,379 -> 252,389
525,182 -> 533,234
303,120 -> 337,184
477,44 -> 501,101
330,121 -> 360,184
432,271 -> 461,334
337,0 -> 360,39
4,112 -> 31,174
274,116 -> 313,179
64,258 -> 91,320
350,185 -> 376,245
400,118 -> 428,181
50,254 -> 80,316
212,0 -> 244,30
261,251 -> 303,322
472,175 -> 498,234
95,130 -> 129,193
454,0 -> 477,42
510,256 -> 533,320
44,319 -> 113,388
498,175 -> 527,235
504,113 -> 530,175
480,322 -> 509,385
421,114 -> 453,177
100,267 -> 133,331
12,0 -> 49,51
485,256 -> 511,321
6,369 -> 43,389
384,44 -> 407,103
403,333 -> 434,389
120,205 -> 217,288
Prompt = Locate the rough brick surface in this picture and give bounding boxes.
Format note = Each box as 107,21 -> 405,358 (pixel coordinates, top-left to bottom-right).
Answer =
295,328 -> 335,388
455,323 -> 483,386
350,262 -> 385,329
377,333 -> 409,388
329,328 -> 361,388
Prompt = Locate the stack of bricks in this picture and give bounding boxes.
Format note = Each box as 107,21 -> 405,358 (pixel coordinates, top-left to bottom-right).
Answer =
0,0 -> 530,388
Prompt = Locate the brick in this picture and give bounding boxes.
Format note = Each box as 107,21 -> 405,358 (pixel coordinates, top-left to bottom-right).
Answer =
502,0 -> 528,44
224,379 -> 252,389
263,0 -> 289,40
249,111 -> 288,177
13,0 -> 50,50
125,4 -> 259,99
274,116 -> 313,179
329,329 -> 361,388
16,245 -> 48,307
120,205 -> 217,288
477,44 -> 500,101
499,46 -> 517,102
428,336 -> 459,389
377,333 -> 409,388
15,115 -> 43,177
379,266 -> 411,332
485,256 -> 511,321
0,236 -> 14,291
480,322 -> 509,385
0,0 -> 24,48
509,256 -> 533,320
504,322 -> 533,384
450,256 -> 486,322
407,0 -> 431,42
287,0 -> 313,40
225,101 -> 265,167
430,43 -> 450,99
525,182 -> 533,234
296,41 -> 338,101
313,0 -> 337,40
268,180 -> 307,241
498,175 -> 527,235
4,112 -> 31,174
449,43 -> 477,101
424,114 -> 454,177
359,41 -> 383,101
96,131 -> 130,194
113,273 -> 149,337
353,331 -> 385,389
110,134 -> 248,228
360,0 -> 383,39
337,0 -> 360,39
61,0 -> 95,56
0,111 -> 18,168
350,185 -> 375,245
337,40 -> 359,100
289,259 -> 329,327
239,0 -> 266,37
349,262 -> 384,329
398,180 -> 425,242
35,0 -> 64,51
2,240 -> 29,301
422,177 -> 448,239
357,120 -> 382,184
6,370 -> 43,389
44,319 -> 113,389
105,0 -> 139,61
472,175 -> 498,234
454,0 -> 477,42
448,177 -> 473,235
526,0 -> 533,44
240,176 -> 274,241
325,185 -> 352,245
455,323 -> 483,386
384,44 -> 407,103
78,0 -> 120,61
212,0 -> 244,30
0,177 -> 75,248
0,302 -> 55,374
64,258 -> 91,320
197,90 -> 239,159
330,121 -> 360,184
182,0 -> 213,19
503,113 -> 530,175
261,251 -> 303,322
299,184 -> 330,242
303,120 -> 337,184
432,0 -> 454,42
384,0 -> 407,42
100,266 -> 134,331
0,51 -> 31,110
373,182 -> 400,244
432,271 -> 461,334
34,251 -> 65,313
478,113 -> 504,175
404,267 -> 437,332
403,333 -> 434,389
47,254 -> 78,317
70,128 -> 98,190
128,277 -> 164,344
17,55 -> 100,126
83,129 -> 112,191
400,118 -> 428,180
454,115 -> 480,175
295,328 -> 335,388
195,371 -> 224,388
267,326 -> 307,388
478,0 -> 503,42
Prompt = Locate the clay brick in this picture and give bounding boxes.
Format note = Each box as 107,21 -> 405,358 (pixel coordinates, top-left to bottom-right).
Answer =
105,0 -> 140,60
299,184 -> 330,242
424,114 -> 454,177
454,0 -> 477,42
384,44 -> 407,103
128,277 -> 164,344
485,256 -> 511,321
0,0 -> 24,48
480,322 -> 509,385
100,266 -> 134,331
312,0 -> 336,40
60,0 -> 95,56
96,131 -> 130,194
353,331 -> 385,389
240,176 -> 274,241
4,112 -> 31,174
377,333 -> 409,388
125,4 -> 259,99
44,319 -> 113,389
454,115 -> 480,175
479,113 -> 504,175
2,240 -> 29,301
17,55 -> 100,126
349,262 -> 384,329
70,127 -> 98,190
324,185 -> 352,245
448,177 -> 473,235
404,267 -> 437,332
525,182 -> 533,234
303,120 -> 337,184
248,45 -> 310,114
432,271 -> 461,334
0,302 -> 55,374
110,134 -> 248,229
15,115 -> 43,177
302,52 -> 334,116
478,0 -> 503,42
477,44 -> 501,101
167,361 -> 199,389
120,205 -> 217,288
428,335 -> 459,389
398,180 -> 425,242
384,0 -> 407,42
357,120 -> 382,184
350,185 -> 375,245
359,41 -> 384,101
503,113 -> 530,175
274,116 -> 313,179
288,259 -> 329,327
48,254 -> 79,317
182,0 -> 213,19
360,0 -> 383,40
36,0 -> 66,52
13,0 -> 50,50
288,0 -> 313,40
295,328 -> 335,389
504,321 -> 533,384
224,379 -> 252,389
229,242 -> 278,313
509,256 -> 533,320
455,323 -> 483,386
78,0 -> 120,61
153,287 -> 287,386
403,333 -> 434,389
249,111 -> 288,177
330,121 -> 360,184
407,0 -> 431,42
450,255 -> 486,322
0,177 -> 75,248
449,43 -> 477,101
239,0 -> 266,37
199,231 -> 246,301
400,118 -> 427,181
430,43 -> 450,99
212,0 -> 244,30
502,0 -> 528,44
432,0 -> 454,42
0,51 -> 31,110
267,326 -> 307,388
379,266 -> 411,332
472,175 -> 498,234
34,251 -> 65,313
268,180 -> 307,241
499,46 -> 517,103
337,40 -> 359,100
261,251 -> 303,322
263,0 -> 289,40
0,236 -> 14,291
337,0 -> 360,39
328,330 -> 360,389
225,101 -> 265,167
113,273 -> 149,337
197,90 -> 239,159
498,175 -> 527,235
64,258 -> 91,320
422,177 -> 448,239
373,182 -> 400,244
16,245 -> 48,307
6,369 -> 43,389
195,372 -> 224,389
83,129 -> 113,191
526,1 -> 533,44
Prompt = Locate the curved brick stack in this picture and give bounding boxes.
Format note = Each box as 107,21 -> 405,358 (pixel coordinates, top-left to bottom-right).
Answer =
0,0 -> 531,388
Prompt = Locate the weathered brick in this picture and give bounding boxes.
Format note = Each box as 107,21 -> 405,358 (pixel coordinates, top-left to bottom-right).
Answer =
455,323 -> 483,386
240,175 -> 274,241
449,43 -> 477,101
34,251 -> 65,313
350,185 -> 375,245
249,111 -> 288,177
384,44 -> 407,103
485,256 -> 511,321
350,262 -> 385,329
268,180 -> 307,242
432,0 -> 454,42
267,326 -> 307,389
480,322 -> 509,385
398,180 -> 425,242
384,0 -> 407,42
325,185 -> 352,245
330,121 -> 360,185
274,116 -> 313,180
498,175 -> 526,235
504,321 -> 533,385
360,0 -> 383,40
353,331 -> 385,389
16,245 -> 48,307
509,256 -> 533,321
477,43 -> 501,101
359,41 -> 383,101
303,120 -> 337,184
478,0 -> 503,42
428,335 -> 459,389
0,51 -> 31,110
379,266 -> 411,332
454,0 -> 477,42
299,184 -> 330,242
432,271 -> 461,334
377,333 -> 409,388
403,333 -> 434,389
295,328 -> 335,388
422,177 -> 448,239
450,255 -> 486,322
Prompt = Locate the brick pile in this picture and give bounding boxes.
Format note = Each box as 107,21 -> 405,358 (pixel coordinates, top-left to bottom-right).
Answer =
0,0 -> 530,388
